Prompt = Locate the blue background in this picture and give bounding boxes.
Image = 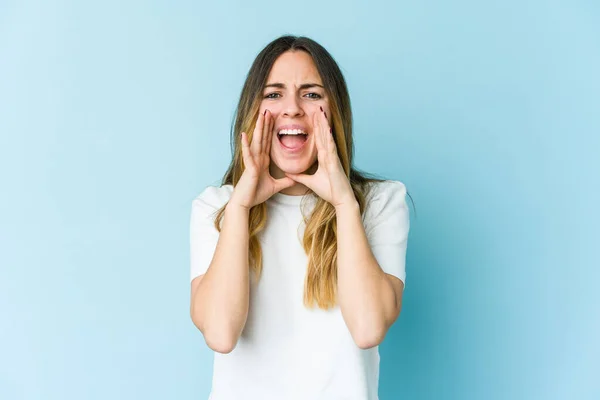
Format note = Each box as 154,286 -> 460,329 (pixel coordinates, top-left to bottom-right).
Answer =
1,0 -> 598,399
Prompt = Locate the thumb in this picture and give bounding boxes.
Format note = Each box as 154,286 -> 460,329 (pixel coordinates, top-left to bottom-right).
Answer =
285,173 -> 313,188
273,176 -> 296,192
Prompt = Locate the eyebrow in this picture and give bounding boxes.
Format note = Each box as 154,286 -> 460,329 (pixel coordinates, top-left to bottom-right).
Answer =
264,82 -> 324,90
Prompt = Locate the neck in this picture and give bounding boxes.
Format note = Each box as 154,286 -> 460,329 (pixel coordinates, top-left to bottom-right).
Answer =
279,183 -> 311,196
270,162 -> 317,196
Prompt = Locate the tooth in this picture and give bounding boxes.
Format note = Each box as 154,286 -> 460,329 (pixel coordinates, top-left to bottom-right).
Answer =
278,129 -> 307,135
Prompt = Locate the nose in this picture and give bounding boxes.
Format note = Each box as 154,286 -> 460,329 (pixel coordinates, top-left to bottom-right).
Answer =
281,94 -> 304,118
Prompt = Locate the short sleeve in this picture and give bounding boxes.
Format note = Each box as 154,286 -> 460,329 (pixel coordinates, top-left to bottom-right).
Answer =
189,185 -> 232,282
363,181 -> 410,285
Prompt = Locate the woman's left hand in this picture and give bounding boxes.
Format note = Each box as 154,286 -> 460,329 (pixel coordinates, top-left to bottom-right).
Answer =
285,107 -> 356,208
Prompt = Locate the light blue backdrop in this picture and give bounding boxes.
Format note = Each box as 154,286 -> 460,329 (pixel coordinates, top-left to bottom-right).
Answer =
1,0 -> 598,399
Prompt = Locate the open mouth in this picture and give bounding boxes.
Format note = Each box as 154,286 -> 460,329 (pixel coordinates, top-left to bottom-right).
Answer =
277,129 -> 308,150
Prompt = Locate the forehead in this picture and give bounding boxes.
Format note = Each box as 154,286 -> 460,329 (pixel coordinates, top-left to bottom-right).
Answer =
266,50 -> 322,85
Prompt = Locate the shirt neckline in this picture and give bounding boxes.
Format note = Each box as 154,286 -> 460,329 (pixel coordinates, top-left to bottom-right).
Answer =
269,191 -> 307,205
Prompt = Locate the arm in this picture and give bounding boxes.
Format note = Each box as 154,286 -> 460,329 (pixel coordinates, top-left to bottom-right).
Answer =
335,200 -> 404,349
282,107 -> 407,349
189,110 -> 294,354
190,201 -> 250,354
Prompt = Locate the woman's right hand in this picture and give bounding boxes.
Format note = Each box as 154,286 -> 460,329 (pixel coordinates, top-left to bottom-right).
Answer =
229,110 -> 296,210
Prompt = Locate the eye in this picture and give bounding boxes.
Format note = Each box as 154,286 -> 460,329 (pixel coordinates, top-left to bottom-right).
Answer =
305,92 -> 322,99
264,92 -> 280,99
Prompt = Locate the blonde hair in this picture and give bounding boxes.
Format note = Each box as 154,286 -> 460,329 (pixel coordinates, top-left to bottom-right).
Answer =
214,36 -> 382,309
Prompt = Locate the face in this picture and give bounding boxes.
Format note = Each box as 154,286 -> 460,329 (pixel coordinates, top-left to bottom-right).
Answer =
259,50 -> 331,178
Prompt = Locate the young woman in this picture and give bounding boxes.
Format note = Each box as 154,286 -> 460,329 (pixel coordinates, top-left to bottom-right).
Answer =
189,35 -> 410,400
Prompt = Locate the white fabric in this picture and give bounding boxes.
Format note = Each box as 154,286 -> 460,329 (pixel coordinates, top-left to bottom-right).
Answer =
190,180 -> 410,400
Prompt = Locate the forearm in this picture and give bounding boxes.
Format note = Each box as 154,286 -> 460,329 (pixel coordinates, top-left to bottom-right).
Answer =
335,201 -> 397,349
192,202 -> 250,353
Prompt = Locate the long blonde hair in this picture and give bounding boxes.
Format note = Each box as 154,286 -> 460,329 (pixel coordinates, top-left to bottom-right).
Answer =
215,35 -> 383,309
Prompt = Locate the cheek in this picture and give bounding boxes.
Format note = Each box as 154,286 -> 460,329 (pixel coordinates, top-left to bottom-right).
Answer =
259,102 -> 283,116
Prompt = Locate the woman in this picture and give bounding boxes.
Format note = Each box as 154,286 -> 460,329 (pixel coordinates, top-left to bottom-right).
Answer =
190,35 -> 410,400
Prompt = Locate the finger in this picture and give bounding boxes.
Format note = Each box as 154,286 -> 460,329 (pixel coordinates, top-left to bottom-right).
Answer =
313,111 -> 324,154
318,108 -> 337,156
260,110 -> 267,153
318,107 -> 328,149
240,132 -> 250,166
265,112 -> 274,155
321,109 -> 333,153
262,110 -> 272,154
314,111 -> 328,162
320,106 -> 330,129
319,110 -> 328,152
253,110 -> 265,153
326,126 -> 336,155
285,172 -> 313,189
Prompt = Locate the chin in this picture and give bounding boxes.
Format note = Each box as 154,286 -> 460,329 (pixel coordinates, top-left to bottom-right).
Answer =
272,158 -> 317,176
281,163 -> 313,175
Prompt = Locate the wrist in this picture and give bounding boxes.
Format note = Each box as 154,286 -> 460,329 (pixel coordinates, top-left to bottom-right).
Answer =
334,199 -> 359,214
227,200 -> 251,213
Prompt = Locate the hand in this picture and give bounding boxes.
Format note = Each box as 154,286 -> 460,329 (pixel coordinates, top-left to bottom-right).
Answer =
230,110 -> 296,210
285,107 -> 356,208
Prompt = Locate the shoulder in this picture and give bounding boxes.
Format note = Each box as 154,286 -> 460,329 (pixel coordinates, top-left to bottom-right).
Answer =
192,184 -> 234,214
362,180 -> 409,225
364,180 -> 408,207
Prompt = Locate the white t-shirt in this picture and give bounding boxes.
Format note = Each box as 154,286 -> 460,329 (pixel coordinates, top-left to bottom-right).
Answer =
190,180 -> 410,400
